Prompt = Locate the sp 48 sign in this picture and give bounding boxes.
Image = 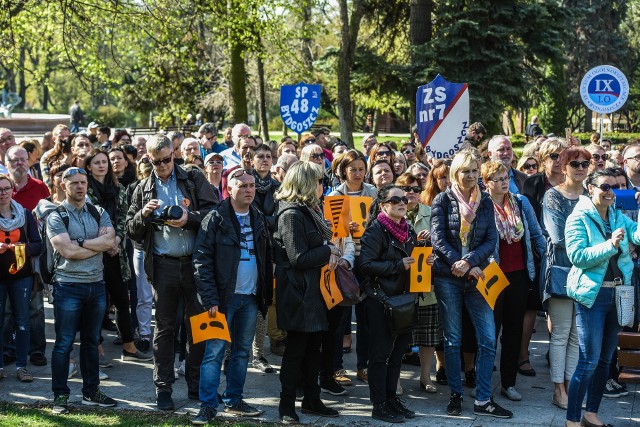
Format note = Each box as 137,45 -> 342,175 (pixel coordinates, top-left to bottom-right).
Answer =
280,83 -> 321,134
416,75 -> 469,159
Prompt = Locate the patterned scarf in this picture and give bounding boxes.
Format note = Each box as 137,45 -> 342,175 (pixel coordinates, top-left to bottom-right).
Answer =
450,183 -> 480,247
251,169 -> 274,194
491,193 -> 524,244
308,205 -> 334,242
377,211 -> 409,243
0,199 -> 25,232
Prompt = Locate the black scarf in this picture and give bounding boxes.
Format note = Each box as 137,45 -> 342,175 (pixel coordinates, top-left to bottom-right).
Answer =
88,175 -> 118,221
252,169 -> 274,194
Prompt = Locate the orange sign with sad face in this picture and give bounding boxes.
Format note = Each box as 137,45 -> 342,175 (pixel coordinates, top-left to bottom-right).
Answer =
190,311 -> 231,344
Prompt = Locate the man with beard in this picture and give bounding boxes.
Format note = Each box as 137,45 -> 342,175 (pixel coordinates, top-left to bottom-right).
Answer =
2,145 -> 50,369
487,135 -> 526,193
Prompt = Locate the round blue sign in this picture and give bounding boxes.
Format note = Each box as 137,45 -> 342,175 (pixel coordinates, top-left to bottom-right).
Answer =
580,65 -> 629,114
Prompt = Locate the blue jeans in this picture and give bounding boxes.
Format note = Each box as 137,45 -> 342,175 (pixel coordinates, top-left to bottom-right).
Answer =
435,276 -> 496,401
0,276 -> 32,368
567,287 -> 621,422
51,281 -> 106,397
199,293 -> 258,410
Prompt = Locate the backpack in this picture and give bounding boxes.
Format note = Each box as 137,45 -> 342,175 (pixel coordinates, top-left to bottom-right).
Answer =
39,204 -> 101,284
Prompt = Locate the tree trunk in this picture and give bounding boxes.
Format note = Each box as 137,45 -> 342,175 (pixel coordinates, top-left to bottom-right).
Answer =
408,0 -> 432,129
300,0 -> 314,70
17,44 -> 26,108
372,109 -> 379,135
229,42 -> 248,124
256,55 -> 269,141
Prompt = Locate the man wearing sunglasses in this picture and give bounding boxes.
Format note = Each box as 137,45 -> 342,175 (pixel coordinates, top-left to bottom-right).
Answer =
198,123 -> 226,155
487,135 -> 527,194
220,123 -> 252,170
191,169 -> 273,423
622,143 -> 640,191
126,134 -> 218,411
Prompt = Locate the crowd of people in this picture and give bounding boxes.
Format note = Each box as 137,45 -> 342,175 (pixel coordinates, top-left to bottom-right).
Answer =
0,121 -> 638,427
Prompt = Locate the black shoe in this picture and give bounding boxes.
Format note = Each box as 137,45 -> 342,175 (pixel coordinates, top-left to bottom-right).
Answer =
372,401 -> 404,423
29,353 -> 47,366
156,391 -> 174,410
279,403 -> 299,424
473,399 -> 513,418
102,319 -> 118,332
188,391 -> 200,400
402,352 -> 421,366
436,367 -> 448,385
224,400 -> 263,416
191,405 -> 216,425
301,399 -> 339,417
387,397 -> 415,419
252,356 -> 274,373
122,349 -> 153,362
320,379 -> 347,396
136,338 -> 150,353
2,353 -> 16,366
465,370 -> 476,388
447,393 -> 463,416
82,389 -> 118,407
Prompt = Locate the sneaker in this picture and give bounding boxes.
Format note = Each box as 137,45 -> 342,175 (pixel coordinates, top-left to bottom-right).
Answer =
300,399 -> 339,417
82,388 -> 117,407
372,401 -> 404,423
224,400 -> 263,416
29,353 -> 47,366
603,379 -> 623,398
156,391 -> 174,410
447,393 -> 463,416
333,369 -> 352,386
122,349 -> 153,362
178,360 -> 186,376
501,386 -> 522,401
52,394 -> 70,414
99,369 -> 109,381
136,338 -> 150,353
387,397 -> 415,419
320,379 -> 347,396
99,355 -> 113,369
68,362 -> 78,379
191,405 -> 216,425
465,370 -> 476,388
16,367 -> 33,382
473,399 -> 513,418
252,356 -> 274,373
436,366 -> 448,385
357,368 -> 368,383
617,381 -> 629,396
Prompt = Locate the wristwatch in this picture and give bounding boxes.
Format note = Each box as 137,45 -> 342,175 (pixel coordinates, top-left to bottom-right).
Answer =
77,237 -> 85,248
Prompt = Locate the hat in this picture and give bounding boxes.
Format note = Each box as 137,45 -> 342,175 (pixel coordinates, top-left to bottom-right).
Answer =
204,152 -> 223,164
362,134 -> 376,144
87,122 -> 99,129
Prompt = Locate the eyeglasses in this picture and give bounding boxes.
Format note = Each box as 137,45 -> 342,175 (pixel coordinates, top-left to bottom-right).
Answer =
229,169 -> 249,180
0,186 -> 13,194
402,149 -> 415,155
400,186 -> 422,193
489,176 -> 510,183
625,154 -> 640,162
594,183 -> 621,192
310,152 -> 325,160
381,196 -> 409,205
62,167 -> 87,179
569,160 -> 590,169
523,163 -> 538,170
548,153 -> 560,161
592,154 -> 609,161
8,157 -> 28,164
0,135 -> 15,145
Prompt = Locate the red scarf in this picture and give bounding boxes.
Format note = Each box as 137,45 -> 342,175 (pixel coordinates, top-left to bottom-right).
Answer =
377,211 -> 409,243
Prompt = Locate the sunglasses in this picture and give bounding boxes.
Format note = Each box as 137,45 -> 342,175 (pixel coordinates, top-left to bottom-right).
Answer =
151,155 -> 173,166
62,167 -> 87,179
402,149 -> 415,155
310,152 -> 326,160
229,168 -> 249,180
592,154 -> 609,162
569,160 -> 590,169
549,153 -> 560,161
382,196 -> 409,205
400,186 -> 422,194
304,139 -> 317,145
594,183 -> 621,192
523,163 -> 538,170
376,151 -> 391,157
625,154 -> 640,162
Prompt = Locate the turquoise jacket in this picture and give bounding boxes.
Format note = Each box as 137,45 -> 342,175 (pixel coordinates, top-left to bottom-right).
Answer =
565,195 -> 640,308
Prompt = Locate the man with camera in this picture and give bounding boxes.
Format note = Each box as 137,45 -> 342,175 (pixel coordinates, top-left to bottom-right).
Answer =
126,134 -> 218,411
191,168 -> 273,424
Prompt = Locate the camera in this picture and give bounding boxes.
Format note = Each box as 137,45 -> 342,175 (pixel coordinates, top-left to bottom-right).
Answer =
149,205 -> 183,225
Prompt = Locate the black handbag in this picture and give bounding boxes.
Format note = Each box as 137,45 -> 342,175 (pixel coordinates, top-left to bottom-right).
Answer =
335,265 -> 361,306
371,279 -> 417,334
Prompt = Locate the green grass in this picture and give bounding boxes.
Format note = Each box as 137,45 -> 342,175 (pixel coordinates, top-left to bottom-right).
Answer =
0,402 -> 265,427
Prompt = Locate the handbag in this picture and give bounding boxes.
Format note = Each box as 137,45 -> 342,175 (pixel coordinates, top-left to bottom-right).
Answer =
335,265 -> 361,306
371,279 -> 417,334
545,238 -> 570,298
615,285 -> 635,327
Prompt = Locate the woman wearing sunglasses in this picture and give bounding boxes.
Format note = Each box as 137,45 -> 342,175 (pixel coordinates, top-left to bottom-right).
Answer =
367,143 -> 396,173
563,169 -> 640,427
517,156 -> 539,177
300,144 -> 331,194
542,146 -> 591,410
359,184 -> 418,422
431,151 -> 511,418
482,161 -> 546,402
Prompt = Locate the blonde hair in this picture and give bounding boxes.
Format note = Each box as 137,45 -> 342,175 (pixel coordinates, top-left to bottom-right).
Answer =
449,151 -> 479,186
299,144 -> 323,162
516,156 -> 539,173
481,160 -> 508,183
276,161 -> 323,207
538,137 -> 565,162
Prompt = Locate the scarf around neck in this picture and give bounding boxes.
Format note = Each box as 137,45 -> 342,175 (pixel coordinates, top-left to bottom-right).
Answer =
492,193 -> 524,244
308,204 -> 334,242
251,169 -> 274,194
377,211 -> 409,243
88,175 -> 118,221
0,199 -> 26,232
451,183 -> 480,247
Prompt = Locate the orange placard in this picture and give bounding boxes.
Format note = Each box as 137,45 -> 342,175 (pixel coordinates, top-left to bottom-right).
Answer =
320,265 -> 344,309
349,196 -> 372,238
323,196 -> 350,239
410,247 -> 432,293
190,311 -> 231,344
475,261 -> 510,310
9,243 -> 26,274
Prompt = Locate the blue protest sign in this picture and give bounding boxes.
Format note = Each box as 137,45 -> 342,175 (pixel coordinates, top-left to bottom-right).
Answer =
416,75 -> 469,159
280,83 -> 321,134
580,65 -> 629,114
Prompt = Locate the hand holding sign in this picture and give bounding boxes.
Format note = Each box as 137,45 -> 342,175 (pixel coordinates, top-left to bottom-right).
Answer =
348,196 -> 372,238
320,265 -> 343,309
475,261 -> 510,310
410,247 -> 432,293
190,311 -> 231,344
323,196 -> 351,238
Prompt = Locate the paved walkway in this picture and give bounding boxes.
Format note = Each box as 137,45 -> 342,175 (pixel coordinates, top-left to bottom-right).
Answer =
2,303 -> 638,426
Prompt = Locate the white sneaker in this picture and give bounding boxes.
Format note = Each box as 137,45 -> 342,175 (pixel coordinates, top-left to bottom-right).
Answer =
68,362 -> 77,379
178,360 -> 186,376
501,386 -> 522,401
99,369 -> 109,381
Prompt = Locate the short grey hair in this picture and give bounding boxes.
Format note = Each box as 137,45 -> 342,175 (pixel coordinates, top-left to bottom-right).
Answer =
487,135 -> 511,153
276,153 -> 298,172
166,131 -> 184,143
146,134 -> 172,154
4,145 -> 26,164
232,123 -> 251,145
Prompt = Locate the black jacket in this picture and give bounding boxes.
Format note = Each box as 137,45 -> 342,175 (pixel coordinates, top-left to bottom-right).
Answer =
193,198 -> 273,317
273,202 -> 332,333
522,172 -> 547,223
125,165 -> 218,283
359,219 -> 416,297
430,187 -> 497,277
252,179 -> 280,233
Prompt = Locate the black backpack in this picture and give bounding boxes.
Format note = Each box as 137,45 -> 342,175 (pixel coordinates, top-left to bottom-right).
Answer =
39,204 -> 101,284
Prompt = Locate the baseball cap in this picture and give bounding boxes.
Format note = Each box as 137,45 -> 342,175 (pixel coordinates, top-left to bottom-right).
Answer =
87,122 -> 99,129
204,152 -> 223,164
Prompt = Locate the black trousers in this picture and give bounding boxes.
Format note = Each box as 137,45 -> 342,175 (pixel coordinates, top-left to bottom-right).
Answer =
320,305 -> 346,382
280,330 -> 322,407
364,297 -> 412,404
104,254 -> 134,344
152,256 -> 204,395
493,269 -> 529,388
